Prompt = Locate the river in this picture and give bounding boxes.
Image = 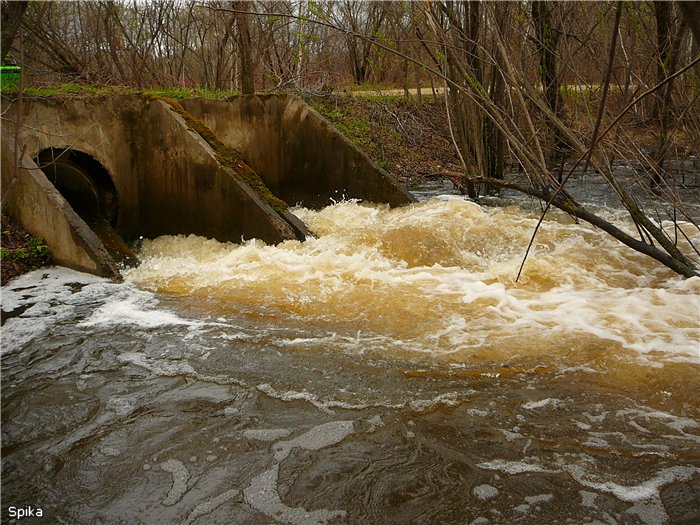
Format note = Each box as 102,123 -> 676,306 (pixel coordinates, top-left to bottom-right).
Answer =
2,187 -> 699,524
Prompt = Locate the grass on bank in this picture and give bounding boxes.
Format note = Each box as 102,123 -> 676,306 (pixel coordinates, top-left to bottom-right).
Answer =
21,83 -> 241,100
18,82 -> 422,104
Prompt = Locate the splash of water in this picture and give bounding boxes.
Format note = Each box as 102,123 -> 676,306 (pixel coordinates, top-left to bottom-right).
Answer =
124,197 -> 700,366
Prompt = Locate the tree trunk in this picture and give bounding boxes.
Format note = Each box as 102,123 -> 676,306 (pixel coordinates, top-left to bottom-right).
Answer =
652,1 -> 673,120
1,1 -> 28,63
531,1 -> 567,175
104,3 -> 129,85
442,1 -> 481,198
414,63 -> 422,105
651,2 -> 687,185
232,1 -> 254,94
532,2 -> 561,120
484,76 -> 505,182
676,1 -> 700,47
485,3 -> 508,183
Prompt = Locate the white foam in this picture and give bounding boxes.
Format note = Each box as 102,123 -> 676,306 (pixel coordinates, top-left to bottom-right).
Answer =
78,294 -> 197,329
118,352 -> 197,377
627,500 -> 669,525
106,397 -> 135,416
616,407 -> 699,433
583,437 -> 609,448
255,383 -> 403,413
243,465 -> 346,525
272,421 -> 354,462
409,392 -> 465,411
500,430 -> 523,442
98,445 -> 122,457
522,398 -> 563,410
580,491 -> 598,508
123,198 -> 700,365
1,267 -> 106,311
525,494 -> 553,505
564,464 -> 700,502
182,489 -> 239,525
0,267 -> 203,356
240,419 -> 355,524
0,268 -> 110,354
584,411 -> 608,423
159,459 -> 190,506
478,460 -> 558,475
473,484 -> 499,501
1,317 -> 52,355
365,415 -> 384,432
243,428 -> 292,442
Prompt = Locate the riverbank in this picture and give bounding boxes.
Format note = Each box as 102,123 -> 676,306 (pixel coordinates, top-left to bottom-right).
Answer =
304,91 -> 698,186
0,213 -> 51,285
304,92 -> 461,183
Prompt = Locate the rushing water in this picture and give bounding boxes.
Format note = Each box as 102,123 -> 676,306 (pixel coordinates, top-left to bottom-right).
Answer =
2,193 -> 699,525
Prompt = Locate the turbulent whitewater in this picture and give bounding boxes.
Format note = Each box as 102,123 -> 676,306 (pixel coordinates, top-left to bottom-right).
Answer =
127,197 -> 700,364
2,196 -> 699,524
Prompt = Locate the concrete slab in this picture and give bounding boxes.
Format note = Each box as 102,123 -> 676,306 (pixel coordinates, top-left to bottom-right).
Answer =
182,95 -> 416,209
2,93 -> 415,278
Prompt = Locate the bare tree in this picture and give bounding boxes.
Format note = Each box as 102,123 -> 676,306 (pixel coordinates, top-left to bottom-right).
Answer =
231,1 -> 254,94
336,1 -> 385,84
650,1 -> 688,185
677,1 -> 700,46
531,1 -> 570,179
1,1 -> 28,63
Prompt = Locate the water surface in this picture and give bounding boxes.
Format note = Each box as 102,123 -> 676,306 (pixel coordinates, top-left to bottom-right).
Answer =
2,196 -> 699,524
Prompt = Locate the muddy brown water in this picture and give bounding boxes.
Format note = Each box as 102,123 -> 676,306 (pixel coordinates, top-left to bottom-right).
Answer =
2,187 -> 699,524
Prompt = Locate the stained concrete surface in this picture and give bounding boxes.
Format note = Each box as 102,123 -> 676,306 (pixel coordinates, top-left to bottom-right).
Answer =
1,93 -> 413,278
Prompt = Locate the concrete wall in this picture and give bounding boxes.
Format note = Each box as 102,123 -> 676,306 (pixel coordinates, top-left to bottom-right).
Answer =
1,134 -> 120,279
135,99 -> 297,243
182,95 -> 416,209
1,94 -> 143,240
1,95 -> 303,277
1,93 -> 414,278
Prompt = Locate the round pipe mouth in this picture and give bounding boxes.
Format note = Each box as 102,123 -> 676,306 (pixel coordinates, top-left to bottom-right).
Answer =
47,161 -> 101,220
35,149 -> 118,226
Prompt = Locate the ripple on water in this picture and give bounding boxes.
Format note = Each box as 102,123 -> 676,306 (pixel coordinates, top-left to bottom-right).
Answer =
2,198 -> 699,524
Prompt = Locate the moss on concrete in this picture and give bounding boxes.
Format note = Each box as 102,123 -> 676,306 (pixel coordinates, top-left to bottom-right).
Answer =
143,94 -> 289,214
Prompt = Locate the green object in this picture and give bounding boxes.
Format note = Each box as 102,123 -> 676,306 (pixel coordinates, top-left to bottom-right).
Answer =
1,64 -> 21,91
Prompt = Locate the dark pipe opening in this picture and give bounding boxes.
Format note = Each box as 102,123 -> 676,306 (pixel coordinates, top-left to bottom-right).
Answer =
35,148 -> 118,227
35,148 -> 138,268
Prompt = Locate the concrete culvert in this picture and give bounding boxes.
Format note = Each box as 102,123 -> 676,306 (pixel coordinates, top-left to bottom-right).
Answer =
35,148 -> 118,227
35,148 -> 136,268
